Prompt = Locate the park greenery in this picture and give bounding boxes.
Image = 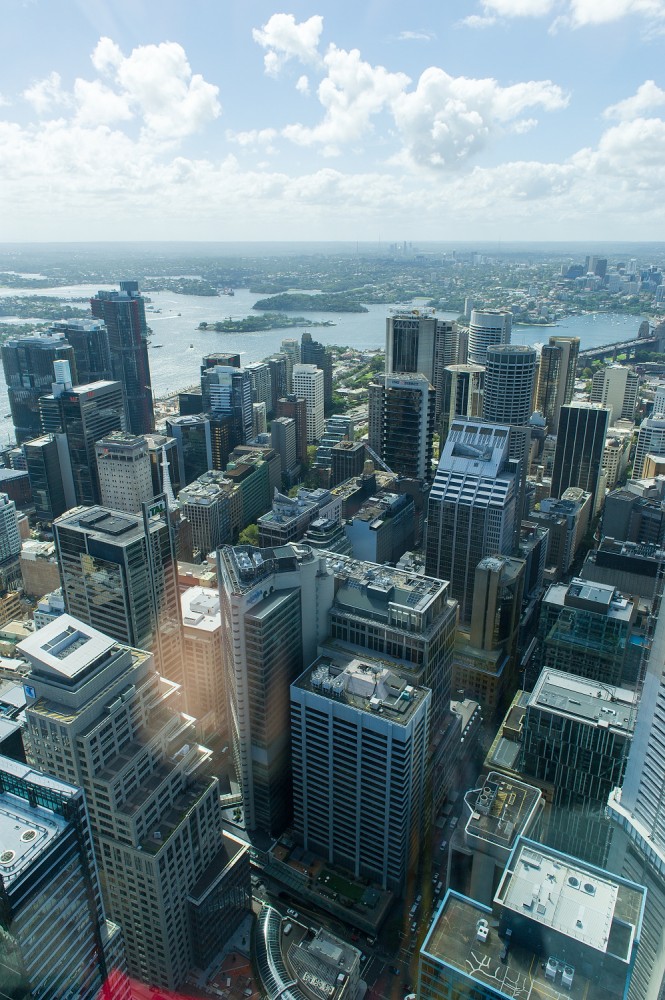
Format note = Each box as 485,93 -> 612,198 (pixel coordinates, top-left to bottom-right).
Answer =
252,292 -> 369,313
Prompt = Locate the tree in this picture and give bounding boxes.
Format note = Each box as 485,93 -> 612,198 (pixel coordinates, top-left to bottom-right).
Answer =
238,523 -> 259,546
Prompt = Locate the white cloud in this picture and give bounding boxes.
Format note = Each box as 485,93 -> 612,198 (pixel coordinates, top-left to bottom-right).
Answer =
459,15 -> 498,27
567,0 -> 665,25
95,39 -> 221,139
391,68 -> 568,169
282,45 -> 410,154
226,128 -> 278,151
296,75 -> 310,95
73,78 -> 133,127
397,30 -> 436,41
252,14 -> 323,75
604,80 -> 665,120
23,71 -> 71,115
481,0 -> 555,15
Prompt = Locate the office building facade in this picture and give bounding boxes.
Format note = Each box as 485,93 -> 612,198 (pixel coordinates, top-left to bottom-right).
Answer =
217,544 -> 334,834
54,502 -> 184,687
441,363 -> 485,440
90,281 -> 154,435
468,309 -> 512,365
482,345 -> 537,426
95,431 -> 153,514
551,402 -> 610,513
292,364 -> 325,443
426,421 -> 518,623
50,319 -> 113,385
39,366 -> 126,508
0,755 -> 128,1000
368,373 -> 435,480
166,414 -> 213,487
535,336 -> 580,432
20,616 -> 234,990
2,332 -> 77,444
385,310 -> 458,419
291,649 -> 430,893
590,364 -> 640,423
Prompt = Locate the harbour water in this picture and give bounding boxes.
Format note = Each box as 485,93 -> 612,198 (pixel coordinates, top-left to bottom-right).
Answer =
0,282 -> 651,446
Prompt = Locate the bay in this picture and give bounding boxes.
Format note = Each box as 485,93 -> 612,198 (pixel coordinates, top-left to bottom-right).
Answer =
0,282 -> 651,447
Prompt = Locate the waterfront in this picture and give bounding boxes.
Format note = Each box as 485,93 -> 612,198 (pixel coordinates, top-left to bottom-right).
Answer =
0,282 -> 652,445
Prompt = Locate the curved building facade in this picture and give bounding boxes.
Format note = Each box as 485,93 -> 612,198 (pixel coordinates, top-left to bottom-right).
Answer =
483,344 -> 537,426
468,309 -> 512,365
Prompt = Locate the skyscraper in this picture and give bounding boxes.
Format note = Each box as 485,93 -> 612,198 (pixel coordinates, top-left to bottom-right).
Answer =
90,281 -> 154,435
607,598 -> 665,999
291,649 -> 430,893
467,309 -> 512,365
385,310 -> 458,419
482,344 -> 538,426
166,414 -> 213,486
301,332 -> 333,415
217,544 -> 334,833
276,394 -> 308,465
552,402 -> 610,513
95,431 -> 153,514
426,420 -> 518,623
0,755 -> 128,1000
633,416 -> 665,479
201,363 -> 253,444
368,373 -> 435,480
23,433 -> 67,522
54,500 -> 184,687
20,615 -> 243,990
1,332 -> 77,444
49,319 -> 113,384
441,363 -> 485,440
535,336 -> 580,433
292,363 -> 325,442
590,364 -> 640,423
38,363 -> 126,507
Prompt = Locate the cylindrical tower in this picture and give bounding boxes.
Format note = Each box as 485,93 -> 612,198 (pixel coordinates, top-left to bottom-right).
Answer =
468,309 -> 512,365
483,344 -> 538,426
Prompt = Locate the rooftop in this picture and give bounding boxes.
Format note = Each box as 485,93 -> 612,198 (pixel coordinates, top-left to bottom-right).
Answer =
544,578 -> 634,621
294,649 -> 429,726
325,551 -> 447,614
422,886 -> 636,1000
464,774 -> 541,854
496,839 -> 644,960
55,505 -> 149,543
528,669 -> 636,734
18,614 -> 116,683
181,587 -> 221,631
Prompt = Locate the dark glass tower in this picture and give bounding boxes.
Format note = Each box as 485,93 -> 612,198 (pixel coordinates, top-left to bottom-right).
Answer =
90,281 -> 154,435
551,402 -> 610,512
1,333 -> 77,444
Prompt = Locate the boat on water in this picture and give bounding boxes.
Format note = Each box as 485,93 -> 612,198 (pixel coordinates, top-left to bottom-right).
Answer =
222,287 -> 234,296
151,344 -> 163,349
189,343 -> 194,349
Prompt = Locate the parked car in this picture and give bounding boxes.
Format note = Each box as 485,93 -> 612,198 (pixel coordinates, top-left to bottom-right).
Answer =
286,908 -> 298,918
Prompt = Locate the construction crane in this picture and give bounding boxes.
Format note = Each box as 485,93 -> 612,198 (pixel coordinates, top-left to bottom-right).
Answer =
362,441 -> 394,475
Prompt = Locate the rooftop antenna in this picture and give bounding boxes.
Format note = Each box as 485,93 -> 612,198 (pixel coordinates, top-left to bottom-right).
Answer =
160,445 -> 177,510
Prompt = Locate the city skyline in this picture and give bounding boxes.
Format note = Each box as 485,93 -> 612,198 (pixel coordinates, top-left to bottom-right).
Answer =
0,1 -> 663,241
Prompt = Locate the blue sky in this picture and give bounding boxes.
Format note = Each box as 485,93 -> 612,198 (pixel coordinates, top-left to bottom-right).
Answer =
0,0 -> 663,242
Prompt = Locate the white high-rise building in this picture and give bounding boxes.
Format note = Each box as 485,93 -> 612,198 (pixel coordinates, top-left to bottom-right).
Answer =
95,431 -> 154,514
292,363 -> 325,443
291,648 -> 430,893
652,384 -> 665,418
633,417 -> 665,478
468,309 -> 512,365
590,364 -> 640,423
0,491 -> 21,565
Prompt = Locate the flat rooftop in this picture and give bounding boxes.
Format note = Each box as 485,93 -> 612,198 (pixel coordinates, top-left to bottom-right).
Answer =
496,840 -> 644,961
464,774 -> 541,853
422,889 -> 633,1000
325,552 -> 447,613
18,614 -> 117,683
55,505 -> 146,543
544,578 -> 634,621
181,587 -> 221,631
294,650 -> 429,726
0,798 -> 64,887
528,669 -> 636,734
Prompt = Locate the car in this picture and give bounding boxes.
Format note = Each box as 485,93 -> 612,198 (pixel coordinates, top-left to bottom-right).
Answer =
415,894 -> 422,904
360,953 -> 367,963
286,908 -> 299,918
436,881 -> 443,893
410,921 -> 417,933
450,817 -> 458,830
440,839 -> 447,852
390,967 -> 400,976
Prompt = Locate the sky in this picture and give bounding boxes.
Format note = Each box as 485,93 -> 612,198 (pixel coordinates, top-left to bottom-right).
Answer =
0,0 -> 663,243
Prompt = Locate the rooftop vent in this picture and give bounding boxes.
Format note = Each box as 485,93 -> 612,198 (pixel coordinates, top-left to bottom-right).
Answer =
568,876 -> 579,888
0,850 -> 15,865
20,830 -> 37,843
